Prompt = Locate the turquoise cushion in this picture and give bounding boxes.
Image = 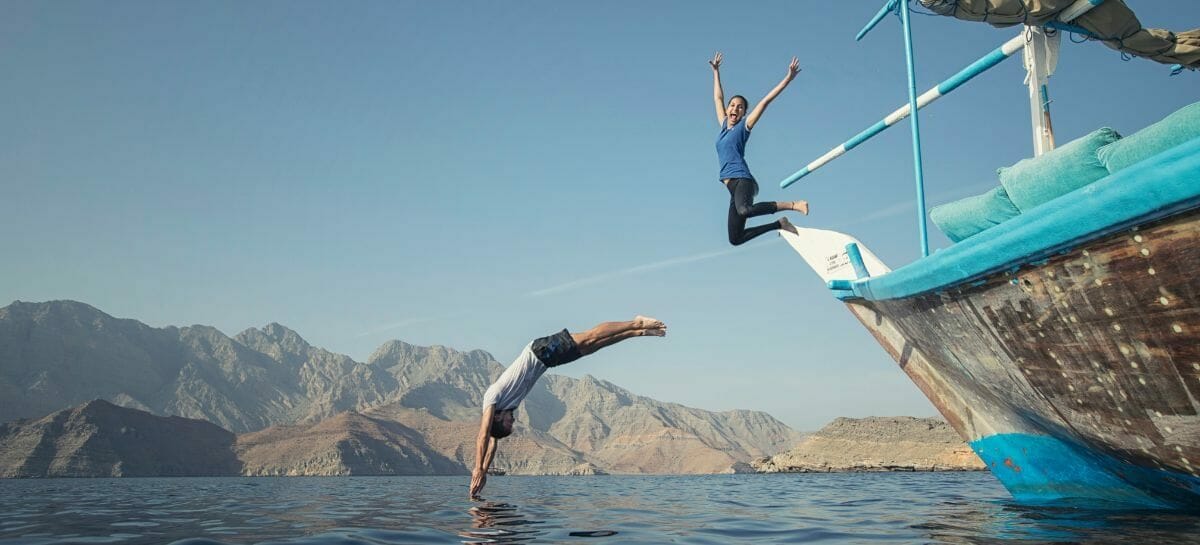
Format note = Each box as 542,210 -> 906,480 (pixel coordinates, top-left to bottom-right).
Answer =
997,127 -> 1121,212
1097,101 -> 1200,174
857,136 -> 1200,302
929,186 -> 1021,243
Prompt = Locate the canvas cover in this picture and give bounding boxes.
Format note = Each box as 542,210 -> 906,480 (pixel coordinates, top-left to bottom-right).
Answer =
919,0 -> 1200,69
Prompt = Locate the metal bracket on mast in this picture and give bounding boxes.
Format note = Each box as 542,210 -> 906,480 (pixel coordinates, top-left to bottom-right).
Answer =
1023,26 -> 1060,156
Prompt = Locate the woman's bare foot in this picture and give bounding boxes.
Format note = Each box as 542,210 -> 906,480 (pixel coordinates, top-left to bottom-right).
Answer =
785,201 -> 809,215
640,327 -> 667,337
778,217 -> 799,235
633,315 -> 665,330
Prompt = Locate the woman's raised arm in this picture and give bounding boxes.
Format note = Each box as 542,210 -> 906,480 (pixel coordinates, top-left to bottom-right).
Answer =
745,56 -> 800,131
710,52 -> 726,126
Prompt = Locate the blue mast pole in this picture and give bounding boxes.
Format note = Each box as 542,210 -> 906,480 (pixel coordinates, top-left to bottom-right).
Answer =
899,0 -> 930,257
857,0 -> 899,41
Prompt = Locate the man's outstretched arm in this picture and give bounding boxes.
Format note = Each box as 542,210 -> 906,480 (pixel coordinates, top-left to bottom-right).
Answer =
482,434 -> 498,472
470,405 -> 496,499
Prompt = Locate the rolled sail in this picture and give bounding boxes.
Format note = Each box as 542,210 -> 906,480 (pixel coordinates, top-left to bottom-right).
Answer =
919,0 -> 1200,69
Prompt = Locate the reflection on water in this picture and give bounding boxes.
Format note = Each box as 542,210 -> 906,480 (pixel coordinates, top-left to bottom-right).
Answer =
460,502 -> 543,544
0,474 -> 1198,544
917,499 -> 1200,544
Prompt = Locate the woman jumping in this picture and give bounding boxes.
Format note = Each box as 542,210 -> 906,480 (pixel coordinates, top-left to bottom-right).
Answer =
710,51 -> 808,245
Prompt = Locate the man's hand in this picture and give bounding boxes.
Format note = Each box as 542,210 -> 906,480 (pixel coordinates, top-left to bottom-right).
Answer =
709,51 -> 723,71
469,467 -> 487,499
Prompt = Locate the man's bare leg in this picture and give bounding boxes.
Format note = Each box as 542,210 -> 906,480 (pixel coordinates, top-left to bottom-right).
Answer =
571,316 -> 666,356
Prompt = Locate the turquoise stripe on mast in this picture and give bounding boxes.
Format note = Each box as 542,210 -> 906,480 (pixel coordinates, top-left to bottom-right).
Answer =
846,120 -> 890,151
937,47 -> 1012,95
781,117 -> 887,188
779,166 -> 813,189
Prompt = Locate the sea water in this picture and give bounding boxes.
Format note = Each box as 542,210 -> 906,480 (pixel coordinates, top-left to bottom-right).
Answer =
2,473 -> 1199,544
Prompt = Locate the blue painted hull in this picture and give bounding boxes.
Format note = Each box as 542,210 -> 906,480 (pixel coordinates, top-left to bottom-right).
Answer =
971,433 -> 1200,509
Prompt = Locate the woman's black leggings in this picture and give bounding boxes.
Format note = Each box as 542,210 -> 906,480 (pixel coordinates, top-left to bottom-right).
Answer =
725,178 -> 781,246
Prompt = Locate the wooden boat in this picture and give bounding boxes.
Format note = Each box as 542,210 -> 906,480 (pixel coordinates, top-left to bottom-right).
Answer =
779,0 -> 1200,508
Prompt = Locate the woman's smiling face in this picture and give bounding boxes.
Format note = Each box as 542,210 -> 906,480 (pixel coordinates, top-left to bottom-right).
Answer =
726,97 -> 747,125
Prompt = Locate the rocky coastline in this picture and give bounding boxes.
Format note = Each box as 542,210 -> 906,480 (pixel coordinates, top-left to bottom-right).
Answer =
752,416 -> 984,473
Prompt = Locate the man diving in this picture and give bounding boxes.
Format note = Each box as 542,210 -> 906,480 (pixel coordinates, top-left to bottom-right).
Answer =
470,316 -> 667,499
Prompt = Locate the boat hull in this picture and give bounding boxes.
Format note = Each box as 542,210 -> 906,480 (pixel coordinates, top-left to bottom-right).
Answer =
848,206 -> 1200,508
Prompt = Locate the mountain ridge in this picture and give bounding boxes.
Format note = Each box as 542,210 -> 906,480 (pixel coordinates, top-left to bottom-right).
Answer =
0,300 -> 801,475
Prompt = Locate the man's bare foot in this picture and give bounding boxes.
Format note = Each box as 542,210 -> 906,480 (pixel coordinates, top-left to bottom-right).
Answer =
633,315 -> 665,329
778,217 -> 799,235
786,201 -> 809,215
640,328 -> 667,337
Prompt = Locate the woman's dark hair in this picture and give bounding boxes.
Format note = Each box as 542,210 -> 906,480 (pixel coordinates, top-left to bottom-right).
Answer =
490,410 -> 514,439
729,95 -> 748,109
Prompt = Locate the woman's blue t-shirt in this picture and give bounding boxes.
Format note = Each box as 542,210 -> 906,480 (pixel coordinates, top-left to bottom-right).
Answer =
716,119 -> 753,181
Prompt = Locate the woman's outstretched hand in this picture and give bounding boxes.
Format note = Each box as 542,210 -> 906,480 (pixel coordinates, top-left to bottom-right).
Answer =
709,51 -> 723,71
785,56 -> 801,81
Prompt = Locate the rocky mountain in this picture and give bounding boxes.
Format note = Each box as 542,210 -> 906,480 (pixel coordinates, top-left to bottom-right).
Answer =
752,416 -> 984,472
535,375 -> 797,474
0,300 -> 395,432
0,399 -> 240,477
367,340 -> 499,422
236,409 -> 462,476
0,300 -> 801,475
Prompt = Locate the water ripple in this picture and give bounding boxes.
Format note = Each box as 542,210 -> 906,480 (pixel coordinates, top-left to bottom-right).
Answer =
0,474 -> 1199,544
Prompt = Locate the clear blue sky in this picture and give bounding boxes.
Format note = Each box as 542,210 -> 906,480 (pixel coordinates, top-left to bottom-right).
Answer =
2,1 -> 1195,430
